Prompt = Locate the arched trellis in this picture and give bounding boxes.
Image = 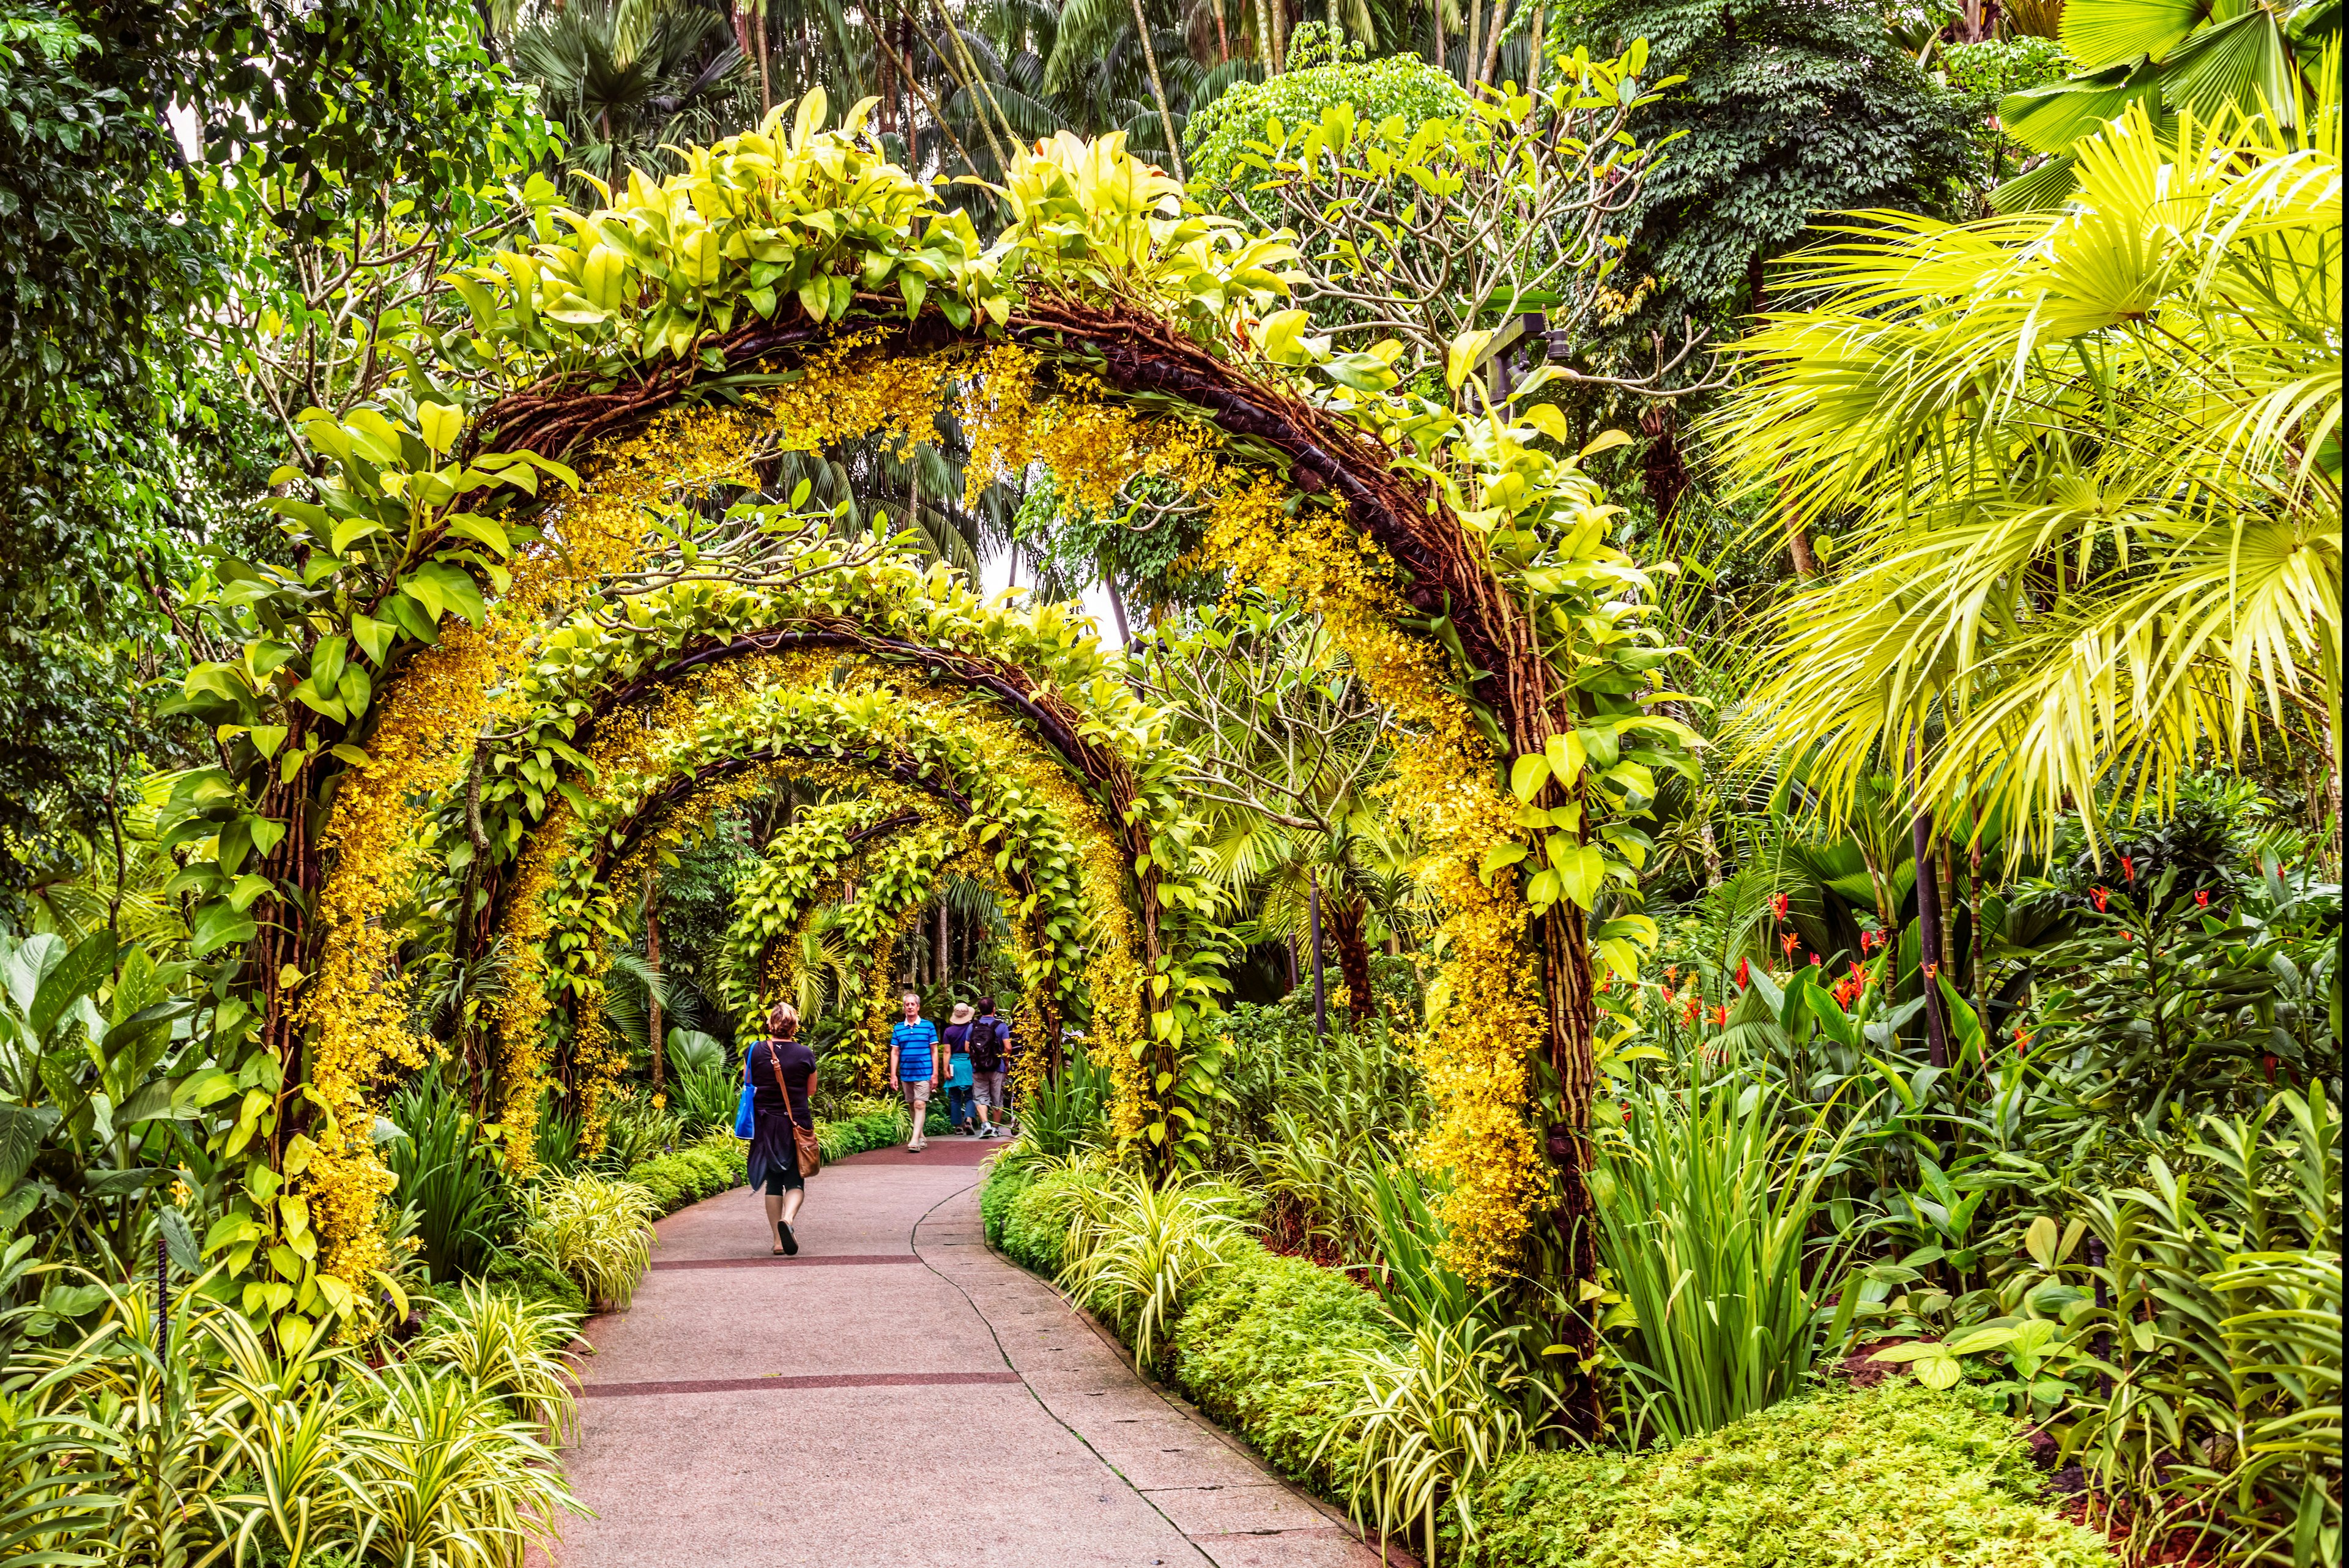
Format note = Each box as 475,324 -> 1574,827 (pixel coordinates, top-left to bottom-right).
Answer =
715,795 -> 936,1031
478,657 -> 1168,1148
713,794 -> 1082,1059
167,97 -> 1693,1424
720,812 -> 1056,1094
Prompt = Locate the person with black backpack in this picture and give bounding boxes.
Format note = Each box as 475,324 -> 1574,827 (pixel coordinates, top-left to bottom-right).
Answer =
969,995 -> 1012,1139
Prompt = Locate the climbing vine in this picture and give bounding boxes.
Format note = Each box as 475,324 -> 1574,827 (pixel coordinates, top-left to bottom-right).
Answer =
159,76 -> 1692,1343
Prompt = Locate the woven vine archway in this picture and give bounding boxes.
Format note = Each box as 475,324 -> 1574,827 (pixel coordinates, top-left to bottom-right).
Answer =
480,657 -> 1148,1141
713,796 -> 1072,1074
172,94 -> 1694,1415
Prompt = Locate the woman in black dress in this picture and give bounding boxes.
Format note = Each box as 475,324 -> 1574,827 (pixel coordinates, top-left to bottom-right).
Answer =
745,1001 -> 818,1255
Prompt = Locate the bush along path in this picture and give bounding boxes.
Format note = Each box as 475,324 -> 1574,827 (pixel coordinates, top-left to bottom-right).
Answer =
982,1154 -> 2120,1568
549,1139 -> 1393,1567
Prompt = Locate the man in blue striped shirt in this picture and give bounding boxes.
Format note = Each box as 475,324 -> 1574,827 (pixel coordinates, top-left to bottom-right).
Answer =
888,989 -> 940,1153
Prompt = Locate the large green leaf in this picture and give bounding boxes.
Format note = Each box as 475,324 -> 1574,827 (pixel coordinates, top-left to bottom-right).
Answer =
2161,9 -> 2302,125
28,931 -> 115,1047
1999,59 -> 2163,155
2062,0 -> 2216,71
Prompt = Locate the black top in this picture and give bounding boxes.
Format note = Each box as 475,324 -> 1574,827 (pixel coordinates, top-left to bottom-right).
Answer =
743,1036 -> 816,1129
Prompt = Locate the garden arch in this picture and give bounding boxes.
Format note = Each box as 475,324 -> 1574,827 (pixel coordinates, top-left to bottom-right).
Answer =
713,795 -> 1075,1073
486,663 -> 1128,1133
180,106 -> 1695,1414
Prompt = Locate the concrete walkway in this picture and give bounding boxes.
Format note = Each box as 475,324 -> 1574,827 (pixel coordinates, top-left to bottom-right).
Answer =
552,1139 -> 1392,1567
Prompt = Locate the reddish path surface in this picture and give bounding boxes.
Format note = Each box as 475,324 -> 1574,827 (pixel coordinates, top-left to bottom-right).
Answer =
549,1138 -> 1392,1567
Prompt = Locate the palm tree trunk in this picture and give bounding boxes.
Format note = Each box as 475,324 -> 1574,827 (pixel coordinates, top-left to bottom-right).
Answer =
1430,0 -> 1443,71
1477,0 -> 1508,84
1214,0 -> 1229,60
1307,869 -> 1327,1039
1325,889 -> 1375,1029
1256,0 -> 1277,70
1465,0 -> 1479,83
1127,0 -> 1186,180
1910,738 -> 1950,1069
936,901 -> 949,987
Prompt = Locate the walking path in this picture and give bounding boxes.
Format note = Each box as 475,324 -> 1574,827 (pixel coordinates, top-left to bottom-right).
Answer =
552,1139 -> 1392,1567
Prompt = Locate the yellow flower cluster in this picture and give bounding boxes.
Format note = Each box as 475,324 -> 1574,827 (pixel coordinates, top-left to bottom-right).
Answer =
1202,477 -> 1548,1284
295,623 -> 515,1290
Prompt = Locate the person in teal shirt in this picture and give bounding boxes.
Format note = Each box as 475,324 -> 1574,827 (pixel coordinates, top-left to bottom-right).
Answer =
888,989 -> 939,1153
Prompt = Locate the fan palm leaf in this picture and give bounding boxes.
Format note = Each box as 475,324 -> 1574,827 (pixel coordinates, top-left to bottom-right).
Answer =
1708,95 -> 2342,856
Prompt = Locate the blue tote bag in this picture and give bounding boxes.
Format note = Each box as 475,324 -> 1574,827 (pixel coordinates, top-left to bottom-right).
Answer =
733,1041 -> 757,1139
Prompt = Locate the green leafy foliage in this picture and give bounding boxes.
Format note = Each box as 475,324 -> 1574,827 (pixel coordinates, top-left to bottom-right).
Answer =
519,1172 -> 658,1309
384,1073 -> 511,1283
1553,0 -> 1976,340
1591,1068 -> 1863,1444
1174,1246 -> 1400,1495
1185,42 -> 1471,218
622,1129 -> 749,1216
1450,1380 -> 2112,1567
1994,0 -> 2337,209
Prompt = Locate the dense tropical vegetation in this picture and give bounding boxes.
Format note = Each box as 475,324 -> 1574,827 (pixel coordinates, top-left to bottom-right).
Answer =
0,0 -> 2337,1562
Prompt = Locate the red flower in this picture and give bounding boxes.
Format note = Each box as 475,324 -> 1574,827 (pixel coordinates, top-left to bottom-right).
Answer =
1664,965 -> 1679,984
1923,961 -> 1939,983
2121,855 -> 2136,883
2091,886 -> 2110,912
1682,996 -> 1701,1025
1780,932 -> 1800,961
2120,929 -> 2134,942
1858,930 -> 1878,953
1712,1005 -> 1729,1027
1769,893 -> 1790,921
1849,962 -> 1866,986
1809,953 -> 1823,965
1734,958 -> 1750,990
2194,889 -> 2210,908
2013,1025 -> 2030,1057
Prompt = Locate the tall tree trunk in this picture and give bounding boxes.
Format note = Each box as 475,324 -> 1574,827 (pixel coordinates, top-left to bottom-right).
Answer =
644,870 -> 664,1098
1538,898 -> 1605,1438
936,901 -> 949,987
1213,0 -> 1229,59
1430,0 -> 1444,69
1127,0 -> 1186,180
1477,0 -> 1509,84
1465,0 -> 1480,83
1911,746 -> 1950,1068
1325,889 -> 1375,1029
1307,870 -> 1328,1038
755,0 -> 773,116
1103,573 -> 1132,644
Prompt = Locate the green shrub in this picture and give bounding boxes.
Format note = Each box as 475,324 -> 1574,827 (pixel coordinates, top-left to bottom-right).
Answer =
521,1173 -> 658,1309
623,1131 -> 747,1216
1173,1247 -> 1400,1497
1451,1381 -> 2112,1568
993,1156 -> 1105,1276
482,1250 -> 588,1318
978,1159 -> 1033,1249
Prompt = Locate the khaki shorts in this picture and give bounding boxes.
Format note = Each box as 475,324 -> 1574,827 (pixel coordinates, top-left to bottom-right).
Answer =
972,1068 -> 1008,1108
